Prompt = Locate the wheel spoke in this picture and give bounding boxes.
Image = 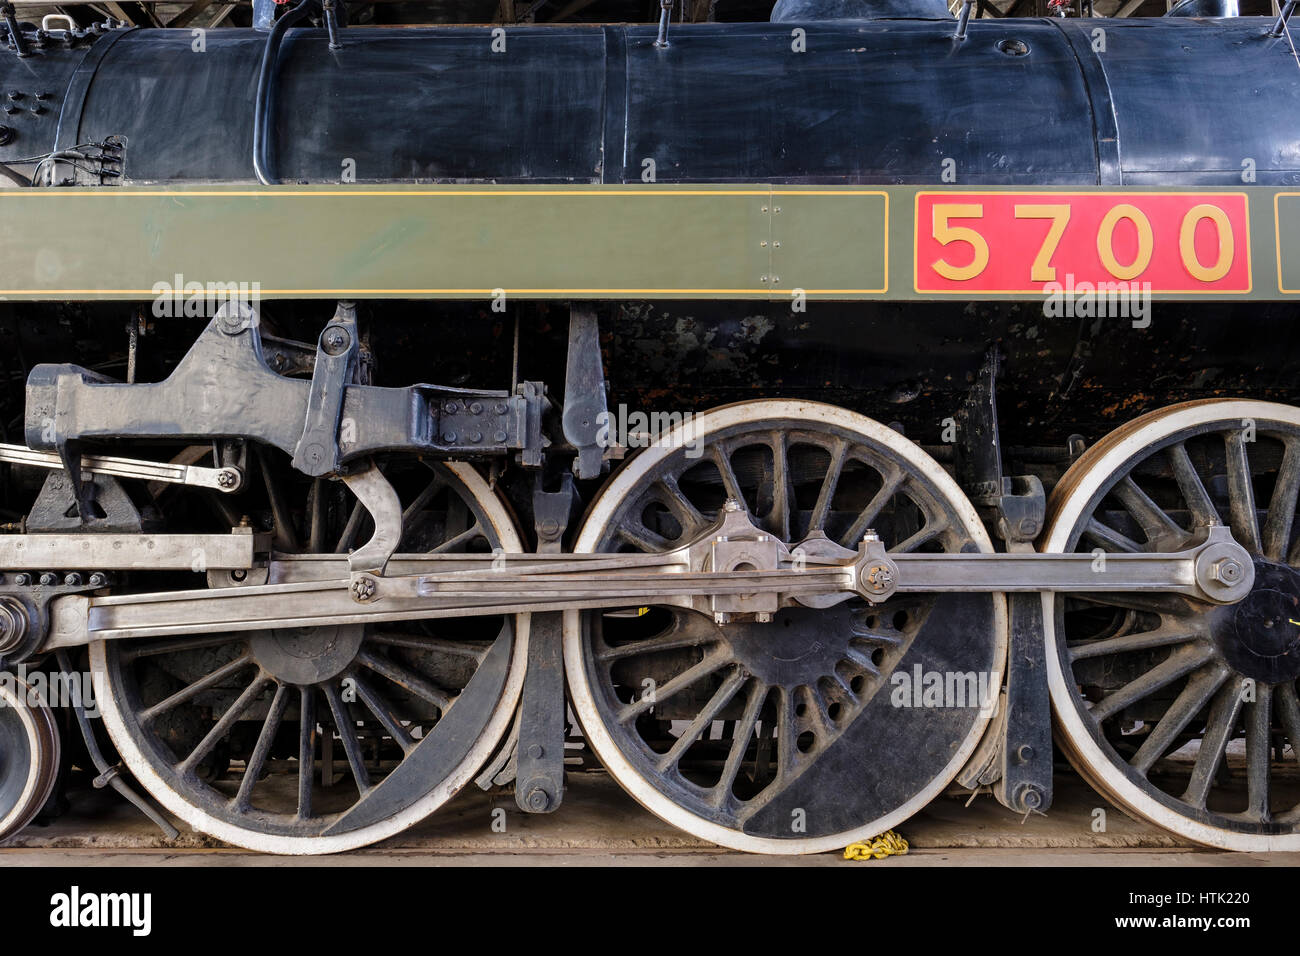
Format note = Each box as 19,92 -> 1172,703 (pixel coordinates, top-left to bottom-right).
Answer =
350,674 -> 416,754
1083,518 -> 1142,554
430,522 -> 485,554
122,635 -> 247,663
140,654 -> 255,724
1263,439 -> 1300,562
1278,683 -> 1300,767
1168,441 -> 1221,530
1074,592 -> 1195,617
767,433 -> 791,541
179,674 -> 269,776
1091,643 -> 1217,722
808,439 -> 849,535
616,522 -> 675,553
259,449 -> 302,554
712,678 -> 767,807
402,475 -> 446,526
1131,663 -> 1229,776
1182,677 -> 1247,809
595,611 -> 719,662
368,633 -> 489,661
1244,682 -> 1273,822
1068,623 -> 1203,662
308,478 -> 328,553
656,667 -> 747,773
324,681 -> 371,796
773,687 -> 798,781
233,682 -> 289,811
356,648 -> 453,712
1225,431 -> 1262,554
335,498 -> 366,554
617,647 -> 733,724
800,684 -> 837,741
709,443 -> 746,507
840,469 -> 904,548
1113,476 -> 1187,548
655,475 -> 708,538
297,686 -> 316,820
891,521 -> 945,555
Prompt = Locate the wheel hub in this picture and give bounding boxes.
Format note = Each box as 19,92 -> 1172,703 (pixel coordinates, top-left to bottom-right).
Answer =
1212,560 -> 1300,684
249,624 -> 366,685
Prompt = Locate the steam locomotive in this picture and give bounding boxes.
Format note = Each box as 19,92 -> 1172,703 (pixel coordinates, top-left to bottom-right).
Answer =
0,0 -> 1298,855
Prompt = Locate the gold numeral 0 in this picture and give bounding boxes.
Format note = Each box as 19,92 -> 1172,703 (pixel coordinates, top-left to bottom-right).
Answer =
1179,204 -> 1234,283
1097,204 -> 1154,281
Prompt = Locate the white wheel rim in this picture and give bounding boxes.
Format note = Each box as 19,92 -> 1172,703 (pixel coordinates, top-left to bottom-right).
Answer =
0,677 -> 59,842
564,399 -> 1007,854
1043,399 -> 1300,851
92,461 -> 529,855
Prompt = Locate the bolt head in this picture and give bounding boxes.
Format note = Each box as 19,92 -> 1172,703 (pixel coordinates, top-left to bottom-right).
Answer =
350,576 -> 377,603
1214,559 -> 1244,584
527,744 -> 544,760
1019,784 -> 1044,811
64,572 -> 82,586
862,529 -> 881,542
862,564 -> 894,593
14,574 -> 30,587
321,326 -> 351,356
216,469 -> 238,489
755,612 -> 773,623
526,788 -> 550,811
88,573 -> 107,588
39,572 -> 57,587
713,612 -> 731,625
723,498 -> 741,513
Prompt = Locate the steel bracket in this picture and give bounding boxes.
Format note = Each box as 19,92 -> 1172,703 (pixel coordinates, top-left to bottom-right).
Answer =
994,580 -> 1052,815
292,301 -> 359,477
515,474 -> 580,813
24,303 -> 547,477
955,348 -> 1053,813
561,305 -> 608,481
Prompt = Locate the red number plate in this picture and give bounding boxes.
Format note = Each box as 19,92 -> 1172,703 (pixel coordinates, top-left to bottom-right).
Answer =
914,192 -> 1251,294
